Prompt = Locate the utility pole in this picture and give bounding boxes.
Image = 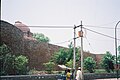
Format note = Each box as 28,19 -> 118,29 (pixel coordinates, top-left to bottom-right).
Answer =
115,21 -> 120,79
73,25 -> 76,80
73,21 -> 84,80
80,21 -> 84,80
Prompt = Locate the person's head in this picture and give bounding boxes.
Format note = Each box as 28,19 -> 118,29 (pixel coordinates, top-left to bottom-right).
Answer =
67,69 -> 70,72
78,67 -> 81,70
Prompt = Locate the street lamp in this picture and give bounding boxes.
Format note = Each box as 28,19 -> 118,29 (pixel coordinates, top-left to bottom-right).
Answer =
115,21 -> 120,79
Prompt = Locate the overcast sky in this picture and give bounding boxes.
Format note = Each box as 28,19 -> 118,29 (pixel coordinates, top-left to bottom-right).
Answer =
1,0 -> 120,54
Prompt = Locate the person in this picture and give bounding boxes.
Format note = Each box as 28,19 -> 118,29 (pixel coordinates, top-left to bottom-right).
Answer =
63,69 -> 67,80
76,67 -> 82,80
66,69 -> 71,80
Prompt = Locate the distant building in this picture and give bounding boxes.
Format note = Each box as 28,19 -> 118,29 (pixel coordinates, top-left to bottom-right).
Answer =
14,21 -> 33,37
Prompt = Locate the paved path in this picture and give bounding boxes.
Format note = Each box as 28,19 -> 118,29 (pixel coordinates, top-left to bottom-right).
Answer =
95,78 -> 119,80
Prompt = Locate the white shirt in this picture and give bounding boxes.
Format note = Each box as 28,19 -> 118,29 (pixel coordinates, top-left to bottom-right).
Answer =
76,70 -> 82,80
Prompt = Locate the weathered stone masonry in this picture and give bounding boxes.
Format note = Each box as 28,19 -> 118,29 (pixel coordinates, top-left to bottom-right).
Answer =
0,20 -> 103,70
1,20 -> 62,70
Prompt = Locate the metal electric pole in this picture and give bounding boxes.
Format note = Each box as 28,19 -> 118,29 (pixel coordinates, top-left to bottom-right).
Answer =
73,25 -> 76,80
80,21 -> 84,80
73,21 -> 84,80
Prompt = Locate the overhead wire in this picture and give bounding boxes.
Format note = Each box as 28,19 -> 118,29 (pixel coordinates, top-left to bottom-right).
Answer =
16,22 -> 120,29
98,21 -> 117,26
84,21 -> 120,29
83,27 -> 120,41
29,25 -> 74,45
53,38 -> 73,45
15,22 -> 119,46
28,25 -> 74,28
84,25 -> 120,29
83,21 -> 120,52
28,25 -> 120,45
84,36 -> 95,52
30,21 -> 119,53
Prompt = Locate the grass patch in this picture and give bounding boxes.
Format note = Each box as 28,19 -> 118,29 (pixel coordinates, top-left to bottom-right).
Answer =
84,69 -> 107,73
95,69 -> 107,73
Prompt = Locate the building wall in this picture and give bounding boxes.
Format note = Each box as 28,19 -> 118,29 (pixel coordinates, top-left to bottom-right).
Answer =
1,20 -> 104,70
1,20 -> 24,54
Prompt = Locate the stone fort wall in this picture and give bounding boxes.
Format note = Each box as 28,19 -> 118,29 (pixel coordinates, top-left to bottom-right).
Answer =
1,20 -> 103,70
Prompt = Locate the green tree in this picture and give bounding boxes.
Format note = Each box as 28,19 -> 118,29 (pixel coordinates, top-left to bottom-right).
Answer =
15,55 -> 29,75
84,57 -> 96,73
51,48 -> 68,65
101,51 -> 115,73
0,44 -> 29,75
67,42 -> 74,62
66,60 -> 73,68
117,45 -> 120,64
33,33 -> 50,43
51,42 -> 80,68
118,55 -> 120,64
43,61 -> 55,74
0,44 -> 15,75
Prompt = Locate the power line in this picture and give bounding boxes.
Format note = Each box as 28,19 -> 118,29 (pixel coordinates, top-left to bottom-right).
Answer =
83,27 -> 120,41
9,25 -> 74,28
28,26 -> 74,28
85,36 -> 95,52
84,21 -> 120,29
53,38 -> 73,44
84,25 -> 120,29
96,21 -> 117,26
13,22 -> 120,29
53,36 -> 80,45
14,25 -> 120,29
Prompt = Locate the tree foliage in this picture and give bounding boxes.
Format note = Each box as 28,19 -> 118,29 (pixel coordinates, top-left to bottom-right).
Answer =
66,60 -> 73,68
118,55 -> 120,64
43,62 -> 55,74
0,44 -> 14,75
101,51 -> 115,73
51,42 -> 80,68
51,48 -> 68,65
33,33 -> 50,43
84,57 -> 96,73
118,45 -> 120,53
15,55 -> 29,75
117,45 -> 120,64
0,44 -> 29,75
